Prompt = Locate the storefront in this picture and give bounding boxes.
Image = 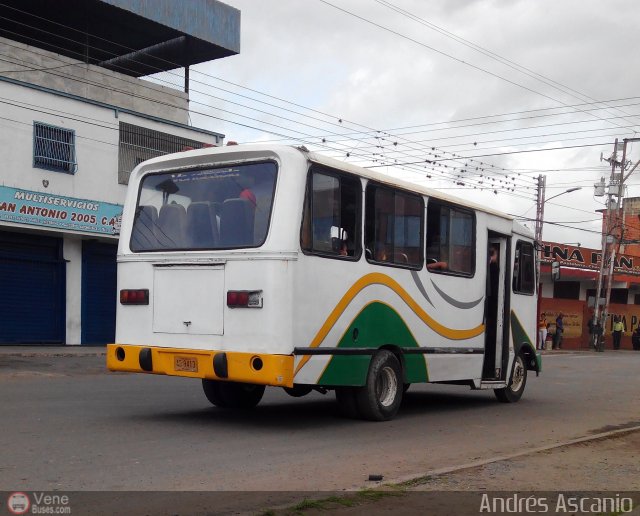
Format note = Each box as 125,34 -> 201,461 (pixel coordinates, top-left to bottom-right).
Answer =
539,241 -> 640,350
0,186 -> 122,345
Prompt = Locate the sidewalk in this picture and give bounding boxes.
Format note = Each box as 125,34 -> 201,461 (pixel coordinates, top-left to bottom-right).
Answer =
0,345 -> 106,356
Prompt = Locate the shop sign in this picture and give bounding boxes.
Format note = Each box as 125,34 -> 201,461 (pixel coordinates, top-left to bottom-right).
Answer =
541,242 -> 640,276
0,186 -> 122,235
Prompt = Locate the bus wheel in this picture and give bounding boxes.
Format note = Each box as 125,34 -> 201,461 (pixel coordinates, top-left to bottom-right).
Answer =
335,387 -> 360,419
203,380 -> 265,409
284,385 -> 313,397
202,379 -> 228,408
355,350 -> 403,421
494,353 -> 527,403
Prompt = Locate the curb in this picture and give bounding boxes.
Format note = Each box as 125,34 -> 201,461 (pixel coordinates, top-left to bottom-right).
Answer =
390,424 -> 640,488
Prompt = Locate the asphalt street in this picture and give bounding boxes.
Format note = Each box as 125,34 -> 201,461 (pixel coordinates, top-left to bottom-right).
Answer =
1,350 -> 639,512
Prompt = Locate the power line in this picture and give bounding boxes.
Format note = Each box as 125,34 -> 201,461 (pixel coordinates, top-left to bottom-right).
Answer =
0,27 -> 531,192
373,0 -> 640,131
0,2 -> 612,201
317,0 -> 640,134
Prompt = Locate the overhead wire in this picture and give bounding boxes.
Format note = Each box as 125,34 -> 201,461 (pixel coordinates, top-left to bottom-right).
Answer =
373,0 -> 640,131
317,0 -> 640,134
0,4 -> 540,194
0,2 -> 619,203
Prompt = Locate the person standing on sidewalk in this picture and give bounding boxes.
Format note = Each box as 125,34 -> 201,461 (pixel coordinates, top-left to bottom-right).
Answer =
553,313 -> 564,349
632,325 -> 640,351
538,312 -> 548,350
612,316 -> 624,350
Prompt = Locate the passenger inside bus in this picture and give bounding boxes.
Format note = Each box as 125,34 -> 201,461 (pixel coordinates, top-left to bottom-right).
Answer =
426,237 -> 448,271
483,243 -> 500,379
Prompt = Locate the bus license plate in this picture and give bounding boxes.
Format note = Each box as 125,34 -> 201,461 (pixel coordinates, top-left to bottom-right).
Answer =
174,356 -> 198,372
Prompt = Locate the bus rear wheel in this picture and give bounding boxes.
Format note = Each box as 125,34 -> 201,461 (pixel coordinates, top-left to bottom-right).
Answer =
494,353 -> 527,403
355,350 -> 403,421
202,379 -> 265,409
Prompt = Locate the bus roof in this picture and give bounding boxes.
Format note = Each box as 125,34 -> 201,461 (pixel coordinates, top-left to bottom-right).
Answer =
302,147 -> 519,223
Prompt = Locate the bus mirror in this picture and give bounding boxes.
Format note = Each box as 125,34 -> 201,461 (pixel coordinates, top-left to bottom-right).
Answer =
551,261 -> 560,281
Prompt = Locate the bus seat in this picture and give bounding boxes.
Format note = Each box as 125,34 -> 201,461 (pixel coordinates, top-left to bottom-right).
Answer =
158,203 -> 187,248
187,202 -> 218,248
131,205 -> 158,250
394,251 -> 409,263
220,198 -> 255,247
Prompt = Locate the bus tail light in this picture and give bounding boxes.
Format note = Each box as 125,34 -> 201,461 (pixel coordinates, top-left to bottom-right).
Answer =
227,290 -> 263,308
120,289 -> 149,305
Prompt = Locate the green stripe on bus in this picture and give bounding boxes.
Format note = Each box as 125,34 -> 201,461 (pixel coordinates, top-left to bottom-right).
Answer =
510,310 -> 540,370
319,302 -> 429,386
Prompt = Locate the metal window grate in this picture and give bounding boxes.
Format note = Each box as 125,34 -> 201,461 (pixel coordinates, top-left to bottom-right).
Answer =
118,122 -> 212,184
33,122 -> 77,174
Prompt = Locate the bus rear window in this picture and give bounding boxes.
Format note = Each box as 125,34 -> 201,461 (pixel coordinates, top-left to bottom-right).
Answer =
130,161 -> 277,251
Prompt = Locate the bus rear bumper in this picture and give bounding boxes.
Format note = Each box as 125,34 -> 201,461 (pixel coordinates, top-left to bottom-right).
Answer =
106,344 -> 294,388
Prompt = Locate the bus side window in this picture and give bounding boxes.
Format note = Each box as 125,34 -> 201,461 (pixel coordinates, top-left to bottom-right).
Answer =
513,240 -> 535,294
301,167 -> 361,259
426,200 -> 474,275
365,184 -> 423,268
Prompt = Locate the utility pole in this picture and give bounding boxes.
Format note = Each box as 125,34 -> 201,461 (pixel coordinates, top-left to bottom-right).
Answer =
534,175 -> 546,246
535,175 -> 546,322
594,137 -> 640,349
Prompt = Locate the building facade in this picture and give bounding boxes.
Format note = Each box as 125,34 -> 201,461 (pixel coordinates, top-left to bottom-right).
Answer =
0,0 -> 240,345
540,231 -> 640,350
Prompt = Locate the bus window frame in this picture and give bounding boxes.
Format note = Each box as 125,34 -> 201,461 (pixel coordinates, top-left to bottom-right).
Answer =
129,159 -> 279,253
364,181 -> 425,271
299,164 -> 363,262
425,198 -> 476,278
512,239 -> 536,296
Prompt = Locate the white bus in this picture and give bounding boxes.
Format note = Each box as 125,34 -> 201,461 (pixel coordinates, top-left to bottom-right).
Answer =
107,144 -> 540,421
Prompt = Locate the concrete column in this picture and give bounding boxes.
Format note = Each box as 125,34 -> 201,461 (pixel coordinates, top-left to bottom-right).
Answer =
64,236 -> 82,345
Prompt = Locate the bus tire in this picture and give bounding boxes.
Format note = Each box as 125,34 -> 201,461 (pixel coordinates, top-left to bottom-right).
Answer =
284,385 -> 313,398
494,353 -> 527,403
203,380 -> 265,409
221,382 -> 265,408
202,379 -> 228,408
355,350 -> 403,421
335,387 -> 360,419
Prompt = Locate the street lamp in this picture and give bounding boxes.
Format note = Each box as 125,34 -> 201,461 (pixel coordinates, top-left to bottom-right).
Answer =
534,186 -> 582,245
535,183 -> 582,344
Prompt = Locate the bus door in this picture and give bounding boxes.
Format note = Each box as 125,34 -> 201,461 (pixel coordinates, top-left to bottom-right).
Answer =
483,236 -> 508,380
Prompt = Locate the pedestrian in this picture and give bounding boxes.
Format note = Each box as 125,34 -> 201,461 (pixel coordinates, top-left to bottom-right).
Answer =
587,311 -> 596,349
632,325 -> 640,351
553,313 -> 564,349
612,315 -> 623,350
594,320 -> 604,352
538,312 -> 548,351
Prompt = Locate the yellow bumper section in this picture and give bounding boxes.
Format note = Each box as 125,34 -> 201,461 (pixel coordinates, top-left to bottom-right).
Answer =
106,344 -> 294,388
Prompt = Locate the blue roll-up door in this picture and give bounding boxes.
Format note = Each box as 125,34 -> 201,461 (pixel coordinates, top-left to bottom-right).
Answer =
81,240 -> 117,345
0,231 -> 66,344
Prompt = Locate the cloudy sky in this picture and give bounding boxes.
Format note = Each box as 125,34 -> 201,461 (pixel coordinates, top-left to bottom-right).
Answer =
155,0 -> 640,249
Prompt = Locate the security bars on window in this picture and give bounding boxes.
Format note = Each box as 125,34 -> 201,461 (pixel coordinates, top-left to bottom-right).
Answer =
118,122 -> 211,185
33,122 -> 77,174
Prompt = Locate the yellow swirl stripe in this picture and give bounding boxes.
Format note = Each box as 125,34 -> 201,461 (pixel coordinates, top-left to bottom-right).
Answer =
295,272 -> 485,375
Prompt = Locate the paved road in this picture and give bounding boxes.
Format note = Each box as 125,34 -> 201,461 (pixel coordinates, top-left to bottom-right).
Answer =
1,351 -> 639,499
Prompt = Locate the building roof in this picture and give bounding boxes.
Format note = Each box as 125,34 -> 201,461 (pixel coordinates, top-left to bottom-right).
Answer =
0,0 -> 240,77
